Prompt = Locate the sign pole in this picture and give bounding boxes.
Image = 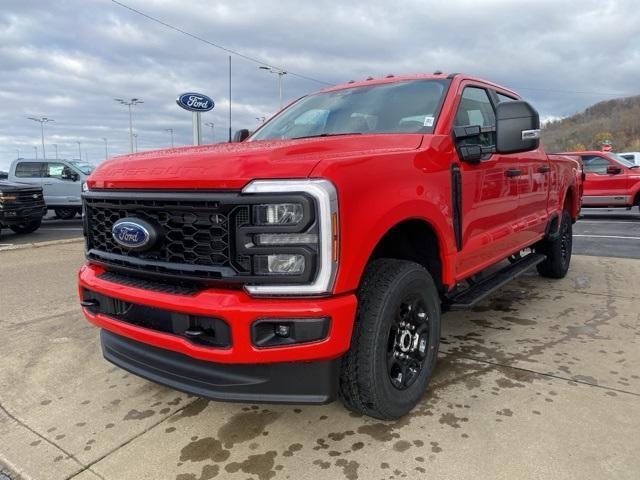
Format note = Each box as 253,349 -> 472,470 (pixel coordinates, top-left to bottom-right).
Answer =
193,112 -> 202,145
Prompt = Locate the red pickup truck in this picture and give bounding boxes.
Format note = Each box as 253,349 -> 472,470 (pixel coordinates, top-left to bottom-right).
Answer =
79,73 -> 581,419
559,150 -> 640,210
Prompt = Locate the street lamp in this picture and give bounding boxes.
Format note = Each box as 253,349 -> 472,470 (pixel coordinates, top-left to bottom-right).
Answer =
28,117 -> 54,159
259,66 -> 287,109
53,143 -> 58,159
165,128 -> 174,148
114,98 -> 143,153
204,122 -> 215,143
133,133 -> 138,153
102,137 -> 109,160
33,146 -> 38,159
76,141 -> 82,161
15,148 -> 19,159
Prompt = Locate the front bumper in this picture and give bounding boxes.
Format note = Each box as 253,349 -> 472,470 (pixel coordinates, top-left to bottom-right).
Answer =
0,205 -> 46,225
102,330 -> 340,403
79,263 -> 357,401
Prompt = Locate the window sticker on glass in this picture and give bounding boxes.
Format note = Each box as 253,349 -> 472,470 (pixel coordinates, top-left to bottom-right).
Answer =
423,116 -> 435,127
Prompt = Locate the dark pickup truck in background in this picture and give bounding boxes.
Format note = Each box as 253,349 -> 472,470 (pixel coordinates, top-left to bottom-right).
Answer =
0,180 -> 46,238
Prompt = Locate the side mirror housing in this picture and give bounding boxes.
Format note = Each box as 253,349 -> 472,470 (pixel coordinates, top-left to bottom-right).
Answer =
233,129 -> 250,142
607,165 -> 622,175
495,101 -> 540,154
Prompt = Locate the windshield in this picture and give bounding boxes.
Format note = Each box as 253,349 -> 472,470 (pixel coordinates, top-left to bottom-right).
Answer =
608,153 -> 637,168
250,79 -> 450,141
69,161 -> 95,175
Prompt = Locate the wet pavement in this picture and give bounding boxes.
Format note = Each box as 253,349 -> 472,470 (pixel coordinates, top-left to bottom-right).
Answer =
0,244 -> 638,480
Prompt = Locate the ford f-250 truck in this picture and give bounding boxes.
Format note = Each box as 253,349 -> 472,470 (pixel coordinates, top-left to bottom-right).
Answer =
79,73 -> 581,419
560,150 -> 640,211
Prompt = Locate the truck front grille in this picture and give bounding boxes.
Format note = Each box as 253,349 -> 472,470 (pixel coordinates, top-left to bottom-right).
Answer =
84,191 -> 249,283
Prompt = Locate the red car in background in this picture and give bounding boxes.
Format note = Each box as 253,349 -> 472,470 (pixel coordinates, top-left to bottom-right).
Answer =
560,151 -> 640,210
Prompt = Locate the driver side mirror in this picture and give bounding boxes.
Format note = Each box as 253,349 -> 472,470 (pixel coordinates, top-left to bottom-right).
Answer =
495,100 -> 540,154
61,170 -> 80,181
607,165 -> 622,175
233,129 -> 250,142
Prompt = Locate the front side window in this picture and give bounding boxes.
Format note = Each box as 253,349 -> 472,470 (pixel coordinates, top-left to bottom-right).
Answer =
250,79 -> 450,141
45,162 -> 66,178
454,86 -> 496,147
607,153 -> 636,168
582,155 -> 611,174
15,162 -> 44,178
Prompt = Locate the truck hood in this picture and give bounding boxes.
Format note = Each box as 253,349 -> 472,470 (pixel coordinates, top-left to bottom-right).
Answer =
88,134 -> 423,190
0,179 -> 42,193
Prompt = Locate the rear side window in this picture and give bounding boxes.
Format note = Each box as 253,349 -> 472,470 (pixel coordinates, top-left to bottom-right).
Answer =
582,155 -> 610,174
15,162 -> 44,178
496,92 -> 517,103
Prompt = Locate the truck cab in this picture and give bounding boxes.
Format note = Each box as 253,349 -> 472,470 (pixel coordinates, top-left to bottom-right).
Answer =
8,158 -> 94,219
78,73 -> 581,419
560,151 -> 640,209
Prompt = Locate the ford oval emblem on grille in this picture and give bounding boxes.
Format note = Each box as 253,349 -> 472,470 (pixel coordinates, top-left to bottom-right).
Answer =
112,218 -> 157,251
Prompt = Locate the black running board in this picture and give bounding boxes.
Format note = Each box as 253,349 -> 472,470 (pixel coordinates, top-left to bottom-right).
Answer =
443,253 -> 546,311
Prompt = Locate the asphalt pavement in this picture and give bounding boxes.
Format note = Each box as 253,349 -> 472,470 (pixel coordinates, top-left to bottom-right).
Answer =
1,208 -> 640,480
574,207 -> 640,259
0,213 -> 83,248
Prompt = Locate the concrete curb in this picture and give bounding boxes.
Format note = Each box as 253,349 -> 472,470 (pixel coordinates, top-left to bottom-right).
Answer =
0,237 -> 84,252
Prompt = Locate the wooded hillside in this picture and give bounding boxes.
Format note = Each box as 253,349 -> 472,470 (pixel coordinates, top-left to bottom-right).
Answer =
541,95 -> 640,153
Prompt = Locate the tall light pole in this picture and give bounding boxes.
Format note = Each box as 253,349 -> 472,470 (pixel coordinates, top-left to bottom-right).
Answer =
133,133 -> 138,153
165,128 -> 174,148
76,141 -> 82,161
204,122 -> 215,143
53,143 -> 58,159
259,67 -> 287,109
28,117 -> 54,159
33,146 -> 38,159
102,137 -> 109,160
16,148 -> 20,159
114,98 -> 143,153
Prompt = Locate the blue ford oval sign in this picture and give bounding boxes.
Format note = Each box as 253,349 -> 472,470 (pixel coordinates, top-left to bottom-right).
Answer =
176,92 -> 214,112
112,218 -> 154,251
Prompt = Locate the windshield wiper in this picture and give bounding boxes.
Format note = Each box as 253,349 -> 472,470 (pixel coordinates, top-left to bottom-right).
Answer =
291,132 -> 363,140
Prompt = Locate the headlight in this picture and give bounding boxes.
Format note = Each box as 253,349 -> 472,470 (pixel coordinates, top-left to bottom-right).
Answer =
254,203 -> 304,225
240,179 -> 339,296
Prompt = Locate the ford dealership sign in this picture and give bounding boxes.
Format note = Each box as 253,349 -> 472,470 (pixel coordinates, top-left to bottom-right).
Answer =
176,92 -> 214,112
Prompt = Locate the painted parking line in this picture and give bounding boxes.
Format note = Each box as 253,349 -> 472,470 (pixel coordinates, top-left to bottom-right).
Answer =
573,234 -> 640,240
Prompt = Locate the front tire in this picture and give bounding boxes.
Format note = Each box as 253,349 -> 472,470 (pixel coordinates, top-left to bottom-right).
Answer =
9,219 -> 42,234
536,209 -> 572,278
339,259 -> 441,420
55,208 -> 77,220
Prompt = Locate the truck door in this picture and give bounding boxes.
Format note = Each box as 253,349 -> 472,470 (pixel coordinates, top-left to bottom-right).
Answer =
452,85 -> 520,278
492,91 -> 550,244
581,154 -> 629,206
42,162 -> 80,206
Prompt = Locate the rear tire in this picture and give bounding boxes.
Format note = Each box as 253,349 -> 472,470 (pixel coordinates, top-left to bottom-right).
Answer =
9,219 -> 42,234
339,259 -> 441,420
55,208 -> 77,220
536,209 -> 572,278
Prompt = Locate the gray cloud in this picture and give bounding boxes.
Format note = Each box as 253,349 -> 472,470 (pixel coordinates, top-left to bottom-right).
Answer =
1,0 -> 639,170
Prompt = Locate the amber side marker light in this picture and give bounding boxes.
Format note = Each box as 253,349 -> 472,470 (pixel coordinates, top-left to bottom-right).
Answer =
331,212 -> 339,262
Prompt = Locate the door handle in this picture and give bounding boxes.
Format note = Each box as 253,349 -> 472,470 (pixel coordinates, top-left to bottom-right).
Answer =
538,165 -> 551,173
43,182 -> 53,185
505,168 -> 522,178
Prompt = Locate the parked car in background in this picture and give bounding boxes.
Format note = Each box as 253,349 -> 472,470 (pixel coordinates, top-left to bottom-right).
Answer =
0,179 -> 46,237
0,170 -> 8,179
618,152 -> 640,166
559,151 -> 640,210
8,159 -> 94,219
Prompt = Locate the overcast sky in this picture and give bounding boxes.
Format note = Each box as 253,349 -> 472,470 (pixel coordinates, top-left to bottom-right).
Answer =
1,0 -> 639,171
